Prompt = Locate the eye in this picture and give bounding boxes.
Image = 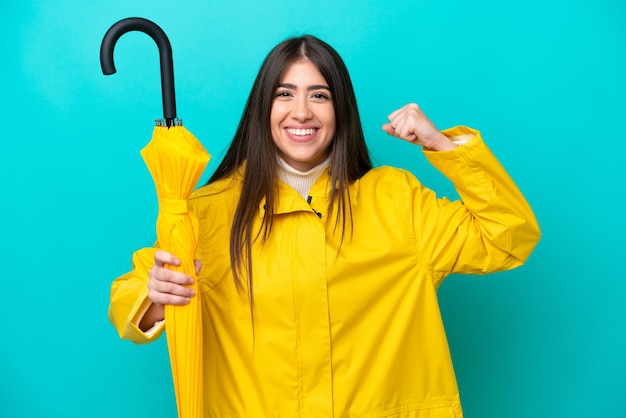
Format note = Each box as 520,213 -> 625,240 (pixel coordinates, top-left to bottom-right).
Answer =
312,93 -> 331,101
275,91 -> 292,98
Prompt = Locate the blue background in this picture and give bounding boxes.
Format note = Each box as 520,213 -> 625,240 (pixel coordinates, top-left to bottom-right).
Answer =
1,0 -> 624,417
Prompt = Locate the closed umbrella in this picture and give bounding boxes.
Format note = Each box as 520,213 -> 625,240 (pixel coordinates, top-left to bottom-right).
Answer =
100,17 -> 209,418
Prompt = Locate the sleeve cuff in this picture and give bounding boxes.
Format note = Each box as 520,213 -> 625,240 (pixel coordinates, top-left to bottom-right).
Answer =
131,299 -> 165,339
442,126 -> 478,146
143,319 -> 165,338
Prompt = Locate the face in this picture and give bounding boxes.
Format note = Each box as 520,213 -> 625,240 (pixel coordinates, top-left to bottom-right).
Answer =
270,60 -> 336,172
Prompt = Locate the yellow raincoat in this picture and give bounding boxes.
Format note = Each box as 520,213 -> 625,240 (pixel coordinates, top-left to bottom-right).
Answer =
109,127 -> 540,417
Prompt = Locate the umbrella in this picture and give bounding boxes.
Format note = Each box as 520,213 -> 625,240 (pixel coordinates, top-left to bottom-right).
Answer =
100,17 -> 210,418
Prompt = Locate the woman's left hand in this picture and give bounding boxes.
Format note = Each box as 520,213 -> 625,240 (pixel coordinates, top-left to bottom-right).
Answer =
382,103 -> 457,151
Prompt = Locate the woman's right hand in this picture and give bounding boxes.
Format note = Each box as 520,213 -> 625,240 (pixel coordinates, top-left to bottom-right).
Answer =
148,250 -> 199,306
139,251 -> 201,331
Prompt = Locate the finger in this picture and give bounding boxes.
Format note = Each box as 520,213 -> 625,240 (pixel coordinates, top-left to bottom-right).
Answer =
154,268 -> 195,285
392,117 -> 415,140
149,277 -> 196,297
387,106 -> 404,121
194,259 -> 203,275
148,289 -> 192,306
147,275 -> 195,305
382,123 -> 397,136
154,250 -> 180,268
397,130 -> 418,142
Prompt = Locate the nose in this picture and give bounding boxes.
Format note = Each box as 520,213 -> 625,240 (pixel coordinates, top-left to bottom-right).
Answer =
291,96 -> 312,121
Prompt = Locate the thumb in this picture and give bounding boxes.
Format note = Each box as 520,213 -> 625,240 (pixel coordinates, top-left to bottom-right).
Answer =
194,259 -> 203,275
382,123 -> 396,136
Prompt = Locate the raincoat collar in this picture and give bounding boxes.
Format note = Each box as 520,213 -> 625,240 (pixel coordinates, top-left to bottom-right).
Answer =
258,166 -> 360,218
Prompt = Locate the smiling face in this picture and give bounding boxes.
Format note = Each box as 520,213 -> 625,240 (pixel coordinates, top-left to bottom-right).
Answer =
270,60 -> 336,172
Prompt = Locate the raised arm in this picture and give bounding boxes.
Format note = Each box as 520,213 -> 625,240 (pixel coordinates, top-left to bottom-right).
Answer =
382,103 -> 540,286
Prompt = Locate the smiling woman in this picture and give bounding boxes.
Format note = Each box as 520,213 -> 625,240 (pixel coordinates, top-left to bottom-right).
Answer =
108,34 -> 540,417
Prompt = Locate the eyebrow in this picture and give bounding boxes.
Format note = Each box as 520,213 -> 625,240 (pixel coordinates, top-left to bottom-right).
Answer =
277,83 -> 331,91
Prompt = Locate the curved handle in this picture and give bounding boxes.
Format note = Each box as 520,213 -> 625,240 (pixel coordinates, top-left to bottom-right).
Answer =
100,17 -> 176,125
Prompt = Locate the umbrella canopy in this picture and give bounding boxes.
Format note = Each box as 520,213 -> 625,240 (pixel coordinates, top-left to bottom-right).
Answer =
141,122 -> 210,418
101,18 -> 210,418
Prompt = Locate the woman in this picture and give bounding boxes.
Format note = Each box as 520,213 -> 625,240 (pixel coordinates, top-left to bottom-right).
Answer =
109,35 -> 540,417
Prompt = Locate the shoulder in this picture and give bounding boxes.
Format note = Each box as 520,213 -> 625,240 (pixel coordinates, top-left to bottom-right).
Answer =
359,166 -> 420,189
189,174 -> 242,216
191,176 -> 240,199
355,166 -> 423,203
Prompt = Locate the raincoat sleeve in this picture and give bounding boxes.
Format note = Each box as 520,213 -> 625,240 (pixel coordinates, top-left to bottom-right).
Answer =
109,247 -> 165,344
412,126 -> 540,287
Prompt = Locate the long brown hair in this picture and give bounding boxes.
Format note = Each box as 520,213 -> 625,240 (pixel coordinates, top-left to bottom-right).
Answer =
208,35 -> 372,294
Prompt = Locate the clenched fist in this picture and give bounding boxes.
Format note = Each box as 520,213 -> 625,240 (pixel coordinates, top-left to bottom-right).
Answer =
382,103 -> 457,151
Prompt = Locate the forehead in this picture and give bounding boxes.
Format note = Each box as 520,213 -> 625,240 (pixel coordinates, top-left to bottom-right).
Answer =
279,60 -> 328,85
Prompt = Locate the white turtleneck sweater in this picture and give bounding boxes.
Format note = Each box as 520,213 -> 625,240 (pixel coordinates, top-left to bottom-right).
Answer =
276,156 -> 331,200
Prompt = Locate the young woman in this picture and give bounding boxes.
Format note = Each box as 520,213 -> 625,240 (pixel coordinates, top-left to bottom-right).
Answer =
109,35 -> 540,417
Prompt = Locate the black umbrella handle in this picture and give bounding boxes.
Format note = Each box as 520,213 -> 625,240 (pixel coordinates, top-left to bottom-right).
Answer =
100,17 -> 177,127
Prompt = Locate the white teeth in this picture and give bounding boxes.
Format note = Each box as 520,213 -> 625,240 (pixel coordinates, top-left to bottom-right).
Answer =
287,128 -> 315,136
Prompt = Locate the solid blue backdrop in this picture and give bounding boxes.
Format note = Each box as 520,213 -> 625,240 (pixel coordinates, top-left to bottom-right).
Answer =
1,0 -> 624,417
